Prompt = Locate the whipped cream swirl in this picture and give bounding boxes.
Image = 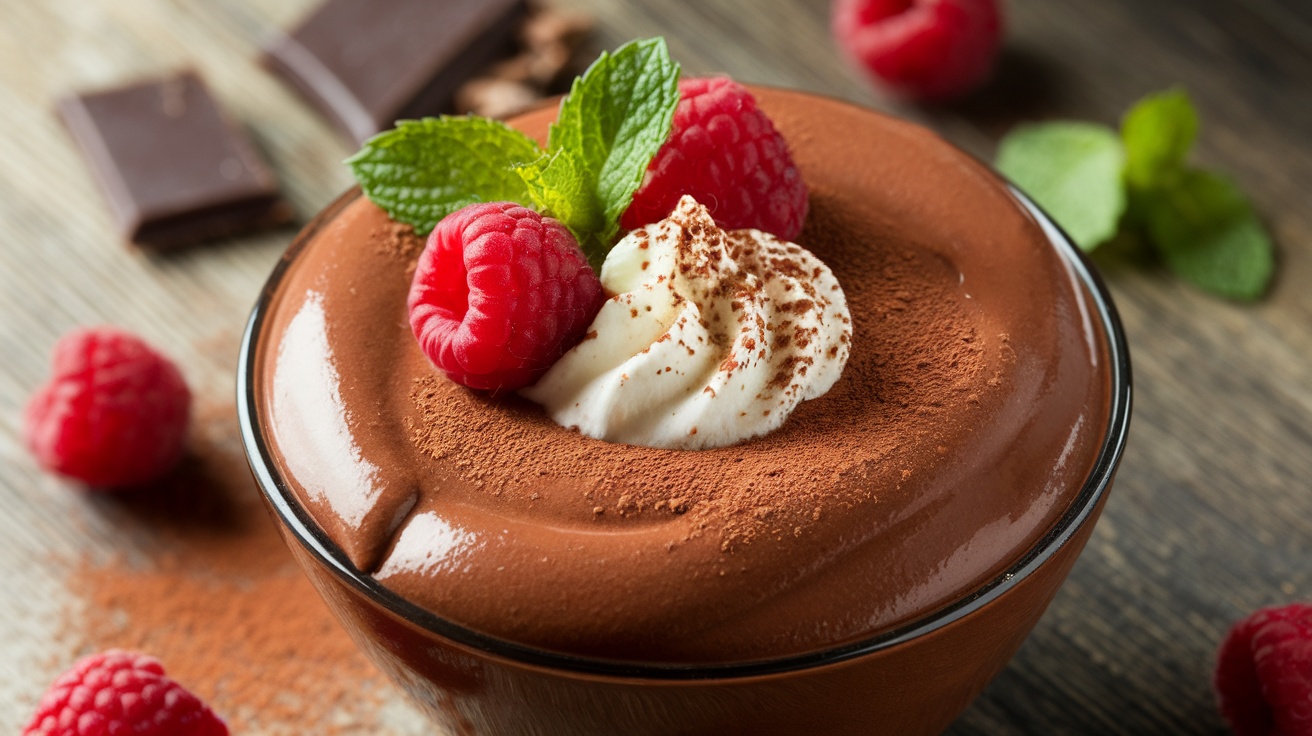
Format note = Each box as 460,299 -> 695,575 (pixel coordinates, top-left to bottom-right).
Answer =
521,196 -> 851,449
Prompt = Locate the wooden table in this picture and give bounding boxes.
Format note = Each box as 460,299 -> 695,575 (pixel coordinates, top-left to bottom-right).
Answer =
2,0 -> 1309,733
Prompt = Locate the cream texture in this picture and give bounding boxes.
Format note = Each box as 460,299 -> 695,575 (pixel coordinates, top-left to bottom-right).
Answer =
521,196 -> 851,449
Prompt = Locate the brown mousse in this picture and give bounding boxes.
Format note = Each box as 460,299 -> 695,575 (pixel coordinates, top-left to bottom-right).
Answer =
254,88 -> 1111,664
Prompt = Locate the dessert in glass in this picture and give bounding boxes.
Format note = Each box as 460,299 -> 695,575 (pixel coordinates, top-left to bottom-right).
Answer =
238,42 -> 1130,735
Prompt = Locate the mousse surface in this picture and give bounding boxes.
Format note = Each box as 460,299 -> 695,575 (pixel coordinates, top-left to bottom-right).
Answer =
256,88 -> 1111,663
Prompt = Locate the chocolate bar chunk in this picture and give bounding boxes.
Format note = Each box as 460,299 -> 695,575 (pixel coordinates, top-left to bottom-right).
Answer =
58,71 -> 291,249
263,0 -> 528,144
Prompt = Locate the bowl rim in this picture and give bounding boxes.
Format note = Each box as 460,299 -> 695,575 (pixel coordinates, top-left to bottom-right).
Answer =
237,159 -> 1131,685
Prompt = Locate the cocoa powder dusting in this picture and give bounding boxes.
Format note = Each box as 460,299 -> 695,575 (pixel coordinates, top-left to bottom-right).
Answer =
373,220 -> 424,261
404,192 -> 988,554
56,400 -> 423,734
254,93 -> 1109,662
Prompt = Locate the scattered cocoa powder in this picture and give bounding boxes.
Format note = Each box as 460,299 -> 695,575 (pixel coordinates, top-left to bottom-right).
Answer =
55,400 -> 424,734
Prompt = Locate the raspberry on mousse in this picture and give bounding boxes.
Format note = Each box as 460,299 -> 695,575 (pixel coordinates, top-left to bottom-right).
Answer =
408,201 -> 604,392
621,76 -> 809,242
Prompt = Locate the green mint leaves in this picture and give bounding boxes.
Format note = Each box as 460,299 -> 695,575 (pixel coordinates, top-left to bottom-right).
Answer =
1148,170 -> 1274,300
346,38 -> 681,268
996,88 -> 1274,300
996,123 -> 1125,250
1124,90 -> 1272,300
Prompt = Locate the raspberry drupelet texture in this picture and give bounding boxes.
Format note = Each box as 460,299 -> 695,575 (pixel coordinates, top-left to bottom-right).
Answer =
832,0 -> 1002,102
408,202 -> 604,391
24,327 -> 191,489
1215,603 -> 1312,736
23,650 -> 228,736
621,77 -> 808,241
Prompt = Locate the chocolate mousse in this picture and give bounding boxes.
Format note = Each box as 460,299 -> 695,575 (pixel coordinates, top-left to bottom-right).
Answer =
253,88 -> 1111,664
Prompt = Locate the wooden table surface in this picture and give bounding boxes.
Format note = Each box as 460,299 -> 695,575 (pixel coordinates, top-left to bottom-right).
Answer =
2,0 -> 1310,733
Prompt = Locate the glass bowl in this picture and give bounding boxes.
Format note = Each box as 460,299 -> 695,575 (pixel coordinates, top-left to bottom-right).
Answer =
238,101 -> 1131,736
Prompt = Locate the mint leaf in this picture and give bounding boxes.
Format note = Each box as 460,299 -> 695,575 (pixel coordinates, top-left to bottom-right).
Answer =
1122,88 -> 1198,190
347,117 -> 543,234
1148,170 -> 1274,300
996,122 -> 1126,251
516,149 -> 609,266
539,37 -> 680,262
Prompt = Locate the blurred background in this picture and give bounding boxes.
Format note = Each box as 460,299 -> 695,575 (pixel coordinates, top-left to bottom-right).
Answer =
1,0 -> 1309,733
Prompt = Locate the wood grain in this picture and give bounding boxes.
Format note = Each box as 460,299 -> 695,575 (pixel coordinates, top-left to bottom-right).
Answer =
1,0 -> 1309,733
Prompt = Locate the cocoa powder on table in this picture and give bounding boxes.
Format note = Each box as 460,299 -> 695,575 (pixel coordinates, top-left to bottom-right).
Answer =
55,400 -> 425,734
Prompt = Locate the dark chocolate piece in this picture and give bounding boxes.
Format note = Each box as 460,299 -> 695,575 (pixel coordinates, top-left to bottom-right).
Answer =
263,0 -> 528,145
58,71 -> 292,249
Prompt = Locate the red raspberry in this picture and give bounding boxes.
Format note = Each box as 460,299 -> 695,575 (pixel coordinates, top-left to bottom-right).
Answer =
1215,603 -> 1312,736
24,327 -> 190,489
408,202 -> 604,391
620,77 -> 808,241
832,0 -> 1002,102
23,650 -> 227,736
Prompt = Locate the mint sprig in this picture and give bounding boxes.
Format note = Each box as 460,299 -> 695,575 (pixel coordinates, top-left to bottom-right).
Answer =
995,88 -> 1275,301
346,38 -> 681,269
540,37 -> 680,263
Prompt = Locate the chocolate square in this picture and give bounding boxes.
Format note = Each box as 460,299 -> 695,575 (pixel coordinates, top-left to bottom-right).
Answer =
263,0 -> 528,145
58,71 -> 292,249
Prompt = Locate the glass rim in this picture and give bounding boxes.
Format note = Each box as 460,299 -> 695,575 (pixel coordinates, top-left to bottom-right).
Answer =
237,182 -> 1132,682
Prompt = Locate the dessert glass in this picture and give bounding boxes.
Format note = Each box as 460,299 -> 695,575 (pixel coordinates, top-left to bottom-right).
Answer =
237,115 -> 1131,735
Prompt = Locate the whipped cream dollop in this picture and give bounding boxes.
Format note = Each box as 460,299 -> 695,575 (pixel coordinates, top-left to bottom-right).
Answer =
521,196 -> 851,449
